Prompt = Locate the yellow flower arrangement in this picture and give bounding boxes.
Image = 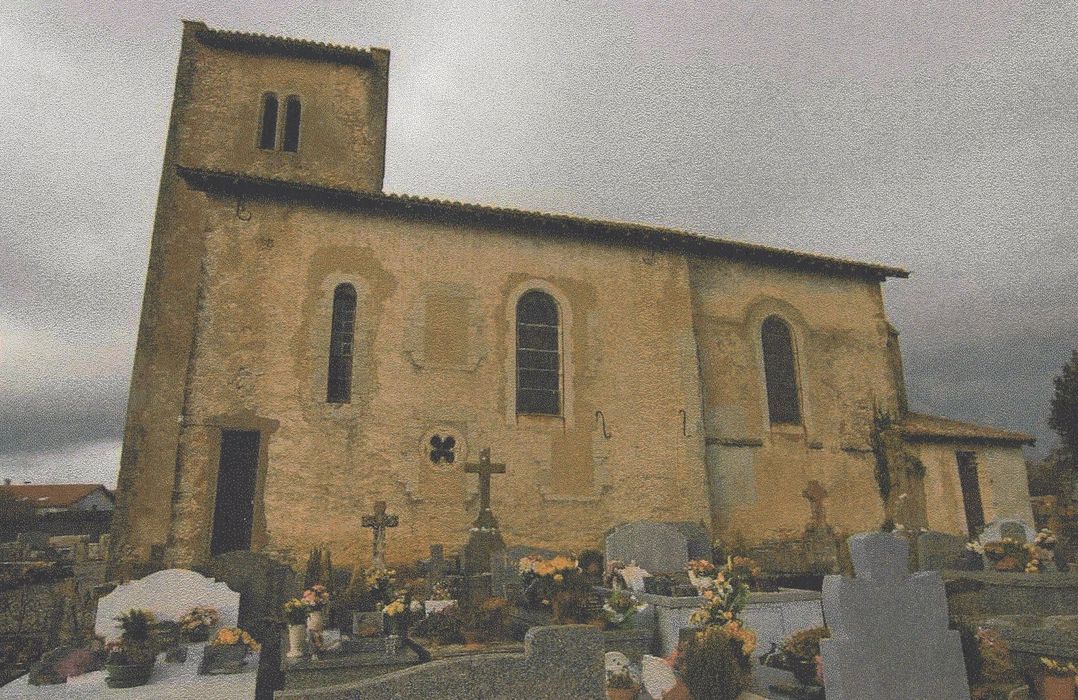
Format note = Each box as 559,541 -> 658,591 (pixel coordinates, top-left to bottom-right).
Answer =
211,627 -> 261,652
383,598 -> 407,617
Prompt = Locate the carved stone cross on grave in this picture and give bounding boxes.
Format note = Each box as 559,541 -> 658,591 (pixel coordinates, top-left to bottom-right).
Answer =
803,479 -> 829,532
362,501 -> 398,570
463,448 -> 506,529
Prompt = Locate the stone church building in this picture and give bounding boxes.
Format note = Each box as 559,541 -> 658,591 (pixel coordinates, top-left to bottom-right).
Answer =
110,22 -> 1035,575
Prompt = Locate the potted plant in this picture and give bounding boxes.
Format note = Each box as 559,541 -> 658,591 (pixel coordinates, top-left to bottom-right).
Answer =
200,627 -> 260,675
602,590 -> 645,630
778,627 -> 830,686
283,599 -> 308,658
1039,657 -> 1078,700
382,597 -> 410,637
104,609 -> 157,688
675,625 -> 752,700
178,605 -> 220,643
606,667 -> 640,700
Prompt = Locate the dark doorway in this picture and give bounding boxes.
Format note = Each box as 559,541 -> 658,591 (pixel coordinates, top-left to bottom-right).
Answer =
211,430 -> 260,556
955,451 -> 985,537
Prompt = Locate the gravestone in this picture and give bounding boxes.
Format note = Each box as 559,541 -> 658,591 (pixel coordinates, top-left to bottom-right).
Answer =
17,531 -> 51,551
668,521 -> 712,561
204,550 -> 299,641
461,448 -> 507,578
362,501 -> 399,570
95,568 -> 240,640
605,521 -> 689,574
979,519 -> 1036,544
916,531 -> 971,571
490,545 -> 559,599
819,532 -> 970,700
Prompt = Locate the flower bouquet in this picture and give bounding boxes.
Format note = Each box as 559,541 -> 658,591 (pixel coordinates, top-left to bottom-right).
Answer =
1039,657 -> 1078,700
200,627 -> 260,675
687,559 -> 717,593
283,599 -> 308,658
178,605 -> 220,643
518,554 -> 581,611
602,590 -> 646,629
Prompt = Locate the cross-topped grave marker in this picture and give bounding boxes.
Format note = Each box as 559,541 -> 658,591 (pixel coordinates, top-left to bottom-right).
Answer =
463,447 -> 506,529
803,479 -> 829,531
361,500 -> 399,569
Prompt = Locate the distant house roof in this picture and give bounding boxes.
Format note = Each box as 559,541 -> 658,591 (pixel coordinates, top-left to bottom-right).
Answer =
900,412 -> 1035,446
176,166 -> 911,282
0,484 -> 113,509
186,21 -> 380,67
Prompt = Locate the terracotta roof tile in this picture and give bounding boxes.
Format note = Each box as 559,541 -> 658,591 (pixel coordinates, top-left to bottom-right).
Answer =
0,484 -> 111,509
900,412 -> 1034,446
176,166 -> 910,281
186,21 -> 381,67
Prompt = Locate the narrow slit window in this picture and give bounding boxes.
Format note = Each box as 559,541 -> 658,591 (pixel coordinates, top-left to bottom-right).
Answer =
258,93 -> 278,150
327,284 -> 357,403
282,96 -> 301,153
516,290 -> 561,415
761,315 -> 801,425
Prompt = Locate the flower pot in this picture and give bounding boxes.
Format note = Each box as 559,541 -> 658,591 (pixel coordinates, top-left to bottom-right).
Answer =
105,661 -> 154,688
286,624 -> 306,659
606,686 -> 640,700
1041,673 -> 1077,700
199,643 -> 248,675
307,610 -> 325,634
183,627 -> 210,643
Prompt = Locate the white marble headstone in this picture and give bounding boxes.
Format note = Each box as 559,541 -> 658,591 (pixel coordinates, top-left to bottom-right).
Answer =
95,568 -> 240,640
820,532 -> 970,700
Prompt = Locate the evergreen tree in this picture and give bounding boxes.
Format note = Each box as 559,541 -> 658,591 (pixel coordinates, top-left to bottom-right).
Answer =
1049,349 -> 1078,475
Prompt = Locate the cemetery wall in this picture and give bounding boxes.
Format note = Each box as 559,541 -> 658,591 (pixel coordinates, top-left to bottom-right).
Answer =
688,258 -> 900,541
0,579 -> 75,646
911,441 -> 1034,534
163,192 -> 712,568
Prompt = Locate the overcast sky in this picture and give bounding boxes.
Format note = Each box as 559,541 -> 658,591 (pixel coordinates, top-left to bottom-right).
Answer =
1,2 -> 1075,488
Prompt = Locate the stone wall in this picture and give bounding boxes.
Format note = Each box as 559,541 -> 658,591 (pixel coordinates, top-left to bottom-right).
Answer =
273,625 -> 605,700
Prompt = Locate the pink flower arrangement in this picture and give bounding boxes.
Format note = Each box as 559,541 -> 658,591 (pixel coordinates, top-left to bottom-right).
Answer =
302,584 -> 329,611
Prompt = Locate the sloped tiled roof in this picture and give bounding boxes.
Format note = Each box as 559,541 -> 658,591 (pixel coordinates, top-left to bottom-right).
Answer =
176,166 -> 910,281
900,412 -> 1034,446
0,484 -> 112,509
187,21 -> 380,66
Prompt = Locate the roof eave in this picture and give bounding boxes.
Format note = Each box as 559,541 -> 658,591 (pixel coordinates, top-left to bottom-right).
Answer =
175,165 -> 910,281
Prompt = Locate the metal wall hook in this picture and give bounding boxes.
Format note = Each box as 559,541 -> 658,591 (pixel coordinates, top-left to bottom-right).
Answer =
678,409 -> 690,437
594,410 -> 611,439
235,194 -> 252,221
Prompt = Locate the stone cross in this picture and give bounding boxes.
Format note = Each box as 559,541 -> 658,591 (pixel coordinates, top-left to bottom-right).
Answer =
463,448 -> 506,529
803,479 -> 829,531
361,501 -> 398,569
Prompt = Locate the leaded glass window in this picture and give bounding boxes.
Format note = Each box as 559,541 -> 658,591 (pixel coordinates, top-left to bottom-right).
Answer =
282,96 -> 301,153
516,290 -> 560,415
327,284 -> 356,403
761,315 -> 801,425
259,93 -> 278,150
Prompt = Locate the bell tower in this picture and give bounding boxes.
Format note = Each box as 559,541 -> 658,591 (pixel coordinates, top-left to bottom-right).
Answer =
110,22 -> 390,576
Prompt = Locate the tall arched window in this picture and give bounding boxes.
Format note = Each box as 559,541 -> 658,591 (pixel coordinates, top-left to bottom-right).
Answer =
516,290 -> 560,415
326,284 -> 357,403
761,315 -> 801,425
282,96 -> 301,153
258,93 -> 278,150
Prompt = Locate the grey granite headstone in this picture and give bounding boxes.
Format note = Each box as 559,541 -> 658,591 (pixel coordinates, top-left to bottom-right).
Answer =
820,532 -> 970,700
17,531 -> 51,551
979,519 -> 1035,544
667,521 -> 711,561
605,521 -> 689,574
916,531 -> 970,571
204,550 -> 299,640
